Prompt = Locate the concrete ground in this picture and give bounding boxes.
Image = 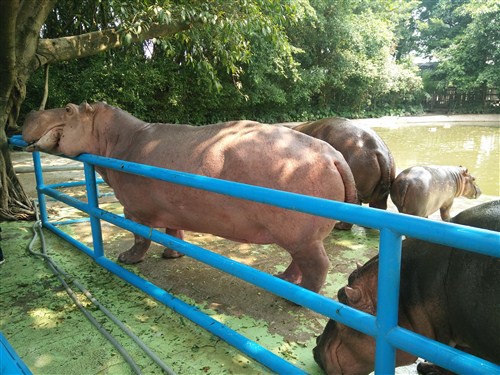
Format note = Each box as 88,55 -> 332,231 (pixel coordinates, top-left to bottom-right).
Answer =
1,114 -> 498,374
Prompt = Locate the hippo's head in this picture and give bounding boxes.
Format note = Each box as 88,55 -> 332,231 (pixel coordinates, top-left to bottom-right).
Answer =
313,256 -> 416,374
313,317 -> 377,375
313,257 -> 379,374
22,102 -> 98,157
458,167 -> 481,199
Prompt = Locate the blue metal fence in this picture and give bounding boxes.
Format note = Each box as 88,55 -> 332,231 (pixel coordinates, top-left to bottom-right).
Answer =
9,135 -> 500,374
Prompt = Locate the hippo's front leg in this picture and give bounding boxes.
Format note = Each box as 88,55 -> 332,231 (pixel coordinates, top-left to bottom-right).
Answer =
162,228 -> 186,259
118,209 -> 152,264
118,232 -> 151,264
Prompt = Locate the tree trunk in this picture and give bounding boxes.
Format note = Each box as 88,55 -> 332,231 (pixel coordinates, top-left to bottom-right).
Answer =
0,0 -> 191,220
0,69 -> 36,220
0,131 -> 35,220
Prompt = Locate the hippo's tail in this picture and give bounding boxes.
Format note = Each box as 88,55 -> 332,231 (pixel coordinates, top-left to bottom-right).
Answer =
372,150 -> 396,203
335,158 -> 358,205
390,177 -> 408,213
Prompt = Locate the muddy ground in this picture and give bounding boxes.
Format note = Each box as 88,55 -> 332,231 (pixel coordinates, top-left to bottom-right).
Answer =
2,114 -> 499,374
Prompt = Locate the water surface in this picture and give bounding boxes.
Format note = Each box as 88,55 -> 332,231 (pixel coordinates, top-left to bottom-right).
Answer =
372,125 -> 499,196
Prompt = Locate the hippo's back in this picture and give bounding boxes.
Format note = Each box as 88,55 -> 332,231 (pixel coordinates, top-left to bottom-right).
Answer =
446,201 -> 500,363
105,120 -> 357,246
452,200 -> 500,231
294,118 -> 395,205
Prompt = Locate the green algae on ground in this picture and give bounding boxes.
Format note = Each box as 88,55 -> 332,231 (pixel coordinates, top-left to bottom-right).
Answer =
0,183 -> 383,375
2,219 -> 349,374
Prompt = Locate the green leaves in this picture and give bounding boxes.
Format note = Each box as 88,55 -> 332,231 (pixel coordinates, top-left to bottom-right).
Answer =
23,0 -> 434,126
410,0 -> 499,103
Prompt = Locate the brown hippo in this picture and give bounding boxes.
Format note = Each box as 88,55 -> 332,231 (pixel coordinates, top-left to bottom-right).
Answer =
22,102 -> 358,293
313,200 -> 500,374
390,165 -> 481,220
293,118 -> 396,229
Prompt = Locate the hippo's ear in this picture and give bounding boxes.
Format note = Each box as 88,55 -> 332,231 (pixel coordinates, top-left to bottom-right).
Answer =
80,101 -> 95,114
344,287 -> 362,305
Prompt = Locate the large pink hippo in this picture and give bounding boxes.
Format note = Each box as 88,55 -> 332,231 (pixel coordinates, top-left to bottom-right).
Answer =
22,102 -> 358,293
292,118 -> 396,229
390,165 -> 481,220
313,200 -> 500,374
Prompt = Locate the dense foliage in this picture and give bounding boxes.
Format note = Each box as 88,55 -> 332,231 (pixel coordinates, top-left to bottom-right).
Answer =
409,0 -> 499,112
20,0 -> 498,125
20,0 -> 422,125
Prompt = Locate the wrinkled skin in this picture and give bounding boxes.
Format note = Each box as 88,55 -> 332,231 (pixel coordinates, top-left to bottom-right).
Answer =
313,200 -> 500,374
390,165 -> 481,220
293,118 -> 396,230
23,102 -> 358,293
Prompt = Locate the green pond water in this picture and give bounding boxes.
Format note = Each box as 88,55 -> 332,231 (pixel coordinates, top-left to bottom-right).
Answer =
372,124 -> 500,196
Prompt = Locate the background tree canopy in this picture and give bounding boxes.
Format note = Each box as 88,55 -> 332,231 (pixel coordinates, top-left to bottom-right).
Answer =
19,0 -> 429,126
1,0 -> 499,219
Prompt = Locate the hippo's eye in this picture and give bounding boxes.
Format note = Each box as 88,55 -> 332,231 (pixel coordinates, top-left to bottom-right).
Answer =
65,106 -> 72,113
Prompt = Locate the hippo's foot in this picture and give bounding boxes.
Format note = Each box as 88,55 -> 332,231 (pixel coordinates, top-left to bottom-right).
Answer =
275,272 -> 302,285
118,230 -> 151,264
162,248 -> 185,259
118,247 -> 147,264
369,200 -> 388,210
334,221 -> 353,230
417,361 -> 453,375
275,260 -> 302,285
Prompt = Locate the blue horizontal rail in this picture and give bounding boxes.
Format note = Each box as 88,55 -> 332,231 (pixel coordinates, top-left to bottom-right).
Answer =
8,135 -> 500,374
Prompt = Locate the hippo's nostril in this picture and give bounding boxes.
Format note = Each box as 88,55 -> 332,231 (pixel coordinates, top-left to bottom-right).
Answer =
337,287 -> 347,304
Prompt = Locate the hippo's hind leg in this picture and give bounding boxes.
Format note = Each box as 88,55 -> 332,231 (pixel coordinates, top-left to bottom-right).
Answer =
118,232 -> 151,264
278,240 -> 330,293
162,228 -> 186,259
439,199 -> 454,221
369,195 -> 389,210
276,261 -> 302,285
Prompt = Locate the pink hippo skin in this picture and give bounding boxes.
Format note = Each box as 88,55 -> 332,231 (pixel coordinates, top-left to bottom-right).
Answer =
22,102 -> 358,293
390,165 -> 481,220
293,118 -> 396,230
313,200 -> 500,375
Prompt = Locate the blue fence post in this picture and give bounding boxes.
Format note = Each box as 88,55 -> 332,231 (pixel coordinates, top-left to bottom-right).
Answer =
83,162 -> 104,258
32,151 -> 49,225
374,228 -> 403,374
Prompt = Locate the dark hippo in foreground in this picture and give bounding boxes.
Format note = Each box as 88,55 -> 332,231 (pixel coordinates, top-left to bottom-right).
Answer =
293,118 -> 395,229
390,165 -> 481,220
313,200 -> 500,374
22,102 -> 358,293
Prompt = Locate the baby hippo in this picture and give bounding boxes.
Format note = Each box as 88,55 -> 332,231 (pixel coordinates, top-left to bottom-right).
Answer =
390,165 -> 481,220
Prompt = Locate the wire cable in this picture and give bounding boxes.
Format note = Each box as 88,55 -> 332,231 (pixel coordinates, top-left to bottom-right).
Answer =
28,202 -> 177,375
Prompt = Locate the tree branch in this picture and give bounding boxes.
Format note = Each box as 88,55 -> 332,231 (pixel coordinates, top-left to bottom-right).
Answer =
35,21 -> 192,68
16,0 -> 58,69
